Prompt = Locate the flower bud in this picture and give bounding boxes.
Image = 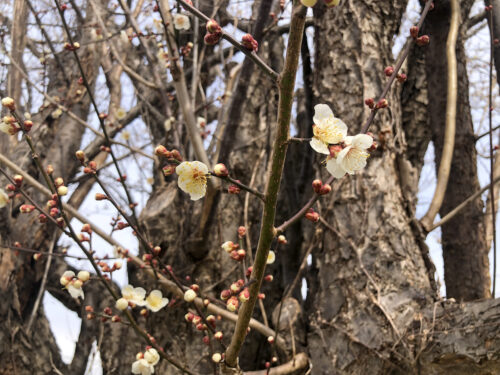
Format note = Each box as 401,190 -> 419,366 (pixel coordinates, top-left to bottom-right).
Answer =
246,266 -> 253,278
20,204 -> 35,213
267,250 -> 276,264
239,288 -> 250,303
376,99 -> 388,109
88,161 -> 97,170
1,97 -> 15,111
78,271 -> 90,282
221,241 -> 236,253
214,331 -> 223,340
103,307 -> 112,315
13,175 -> 23,186
155,145 -> 170,158
267,336 -> 275,344
212,353 -> 222,363
57,186 -> 68,196
226,296 -> 239,312
228,184 -> 241,194
46,165 -> 54,175
192,315 -> 202,325
185,312 -> 195,322
206,19 -> 221,34
184,289 -> 197,302
111,315 -> 121,323
72,279 -> 83,289
23,120 -> 33,132
410,26 -> 419,39
6,184 -> 16,191
397,73 -> 407,83
312,179 -> 322,193
318,184 -> 331,195
213,163 -> 229,177
277,235 -> 287,244
116,298 -> 129,310
305,208 -> 319,222
384,66 -> 394,77
171,149 -> 182,161
416,35 -> 430,46
76,150 -> 85,162
162,165 -> 176,176
238,226 -> 246,237
190,284 -> 200,292
258,293 -> 265,300
54,177 -> 64,187
265,274 -> 274,282
364,98 -> 375,109
220,289 -> 231,301
241,34 -> 258,52
204,32 -> 222,45
39,214 -> 48,223
95,193 -> 108,201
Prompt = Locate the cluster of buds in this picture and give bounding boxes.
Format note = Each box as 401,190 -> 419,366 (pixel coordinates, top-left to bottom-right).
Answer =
19,204 -> 36,214
311,179 -> 332,195
184,312 -> 208,331
409,26 -> 430,46
64,42 -> 81,51
180,42 -> 194,57
155,145 -> 182,176
305,208 -> 319,223
60,270 -> 90,299
241,34 -> 258,52
383,66 -> 406,83
54,177 -> 69,196
204,19 -> 222,46
1,115 -> 21,135
83,160 -> 97,174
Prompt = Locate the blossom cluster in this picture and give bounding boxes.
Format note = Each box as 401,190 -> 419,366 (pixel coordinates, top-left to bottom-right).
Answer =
117,285 -> 169,312
60,270 -> 90,299
309,104 -> 374,178
132,347 -> 160,375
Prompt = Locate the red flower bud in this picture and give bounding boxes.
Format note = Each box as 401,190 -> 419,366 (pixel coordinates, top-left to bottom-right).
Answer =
305,208 -> 319,222
384,66 -> 394,77
397,73 -> 407,83
364,98 -> 375,109
376,99 -> 388,109
241,34 -> 258,52
213,163 -> 229,177
410,26 -> 419,39
95,193 -> 108,201
312,179 -> 323,193
416,35 -> 430,46
162,164 -> 176,176
238,226 -> 246,237
318,184 -> 331,195
204,32 -> 222,46
206,19 -> 221,34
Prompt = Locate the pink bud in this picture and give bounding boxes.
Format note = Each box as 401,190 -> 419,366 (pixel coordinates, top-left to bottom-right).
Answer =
206,19 -> 221,34
416,35 -> 430,46
213,163 -> 229,177
312,179 -> 322,193
241,34 -> 258,52
384,66 -> 394,77
364,98 -> 375,109
410,26 -> 419,39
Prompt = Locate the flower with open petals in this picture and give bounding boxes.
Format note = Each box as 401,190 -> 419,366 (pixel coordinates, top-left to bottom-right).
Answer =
0,189 -> 9,208
145,290 -> 169,312
326,134 -> 373,178
309,104 -> 347,154
174,14 -> 190,30
121,285 -> 146,306
267,250 -> 276,264
67,279 -> 84,299
132,358 -> 154,375
144,348 -> 160,366
176,161 -> 208,201
115,107 -> 127,120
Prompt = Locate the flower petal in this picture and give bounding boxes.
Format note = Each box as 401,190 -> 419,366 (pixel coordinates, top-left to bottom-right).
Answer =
352,134 -> 373,149
313,104 -> 334,125
309,137 -> 330,155
326,158 -> 346,178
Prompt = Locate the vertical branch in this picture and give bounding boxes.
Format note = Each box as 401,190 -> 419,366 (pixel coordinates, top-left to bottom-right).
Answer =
420,0 -> 460,231
487,5 -> 497,297
7,0 -> 28,103
223,2 -> 307,369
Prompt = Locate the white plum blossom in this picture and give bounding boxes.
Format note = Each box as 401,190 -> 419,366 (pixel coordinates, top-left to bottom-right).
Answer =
326,134 -> 373,178
145,290 -> 169,312
131,358 -> 155,375
0,188 -> 9,208
309,104 -> 348,155
176,161 -> 209,201
173,14 -> 190,30
144,348 -> 160,366
67,279 -> 84,299
197,117 -> 206,128
115,107 -> 127,120
121,284 -> 147,306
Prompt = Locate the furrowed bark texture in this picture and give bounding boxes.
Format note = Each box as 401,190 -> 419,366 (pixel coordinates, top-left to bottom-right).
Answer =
0,2 -> 108,373
424,0 -> 491,301
307,1 -> 435,373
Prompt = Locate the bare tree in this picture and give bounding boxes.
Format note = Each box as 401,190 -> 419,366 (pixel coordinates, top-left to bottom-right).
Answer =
1,0 -> 500,374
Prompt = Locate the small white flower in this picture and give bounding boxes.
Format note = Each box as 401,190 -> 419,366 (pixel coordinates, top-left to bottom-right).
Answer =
131,358 -> 155,375
145,290 -> 169,312
267,250 -> 276,264
309,104 -> 348,155
115,107 -> 127,120
121,285 -> 147,306
221,241 -> 235,253
176,161 -> 209,201
121,130 -> 131,141
144,348 -> 160,366
0,189 -> 9,208
163,116 -> 174,132
173,14 -> 190,31
51,108 -> 63,119
0,119 -> 20,135
67,280 -> 84,299
326,134 -> 373,178
197,117 -> 206,128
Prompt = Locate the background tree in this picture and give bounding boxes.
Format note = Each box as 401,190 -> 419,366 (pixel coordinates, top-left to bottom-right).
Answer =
1,0 -> 500,374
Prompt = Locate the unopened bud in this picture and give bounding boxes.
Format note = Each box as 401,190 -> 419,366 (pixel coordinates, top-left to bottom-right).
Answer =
376,99 -> 388,109
116,298 -> 129,310
238,226 -> 246,237
228,184 -> 241,194
184,289 -> 197,302
410,26 -> 419,39
318,184 -> 331,195
76,150 -> 85,162
162,165 -> 176,176
241,34 -> 258,52
213,163 -> 229,177
226,296 -> 239,312
312,179 -> 323,193
364,98 -> 375,109
155,145 -> 170,158
1,97 -> 15,111
57,186 -> 68,196
305,208 -> 319,222
95,193 -> 108,201
239,288 -> 250,303
20,204 -> 35,213
206,19 -> 221,34
46,165 -> 54,175
204,32 -> 222,45
384,66 -> 394,77
13,175 -> 23,186
416,35 -> 430,46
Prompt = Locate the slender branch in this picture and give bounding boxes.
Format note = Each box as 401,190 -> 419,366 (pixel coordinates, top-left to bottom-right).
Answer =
360,0 -> 434,134
420,0 -> 459,231
428,175 -> 500,231
487,5 -> 497,297
175,0 -> 279,81
242,353 -> 309,375
223,3 -> 307,369
53,0 -> 139,225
